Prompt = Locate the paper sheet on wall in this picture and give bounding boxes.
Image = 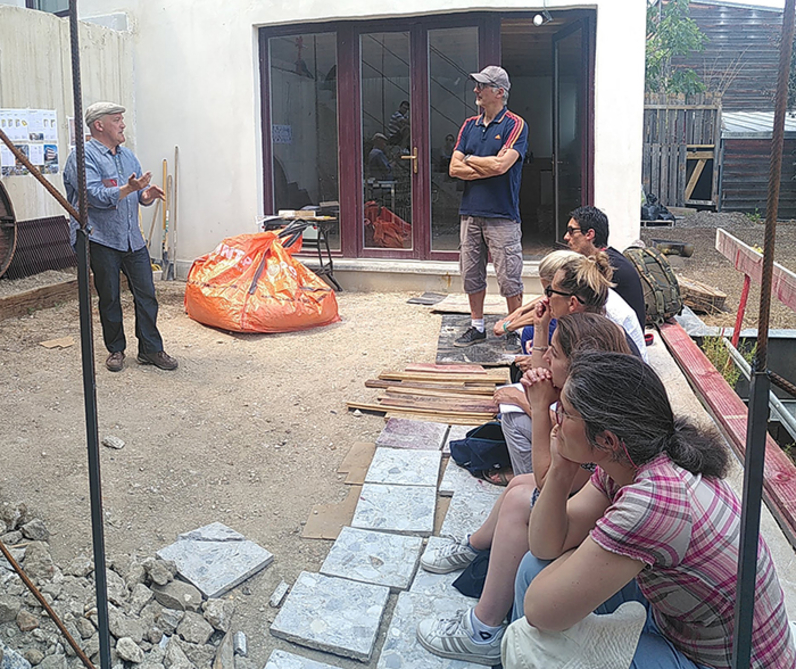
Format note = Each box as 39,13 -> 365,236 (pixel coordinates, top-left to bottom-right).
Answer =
29,143 -> 44,166
0,144 -> 14,168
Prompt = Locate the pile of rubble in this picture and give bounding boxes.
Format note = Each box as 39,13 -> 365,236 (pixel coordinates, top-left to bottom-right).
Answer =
0,502 -> 247,669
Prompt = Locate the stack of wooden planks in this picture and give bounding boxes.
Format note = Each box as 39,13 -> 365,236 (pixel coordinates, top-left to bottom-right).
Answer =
347,363 -> 509,425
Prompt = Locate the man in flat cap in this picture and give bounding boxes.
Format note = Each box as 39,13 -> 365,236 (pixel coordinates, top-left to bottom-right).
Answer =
449,65 -> 528,352
64,101 -> 177,372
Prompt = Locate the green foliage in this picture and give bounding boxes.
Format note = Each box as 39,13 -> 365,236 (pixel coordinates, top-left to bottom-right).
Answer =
646,0 -> 707,94
700,336 -> 756,389
745,208 -> 762,224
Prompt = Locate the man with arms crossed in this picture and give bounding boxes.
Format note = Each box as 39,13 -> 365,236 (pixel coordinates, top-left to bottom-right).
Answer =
450,65 -> 528,351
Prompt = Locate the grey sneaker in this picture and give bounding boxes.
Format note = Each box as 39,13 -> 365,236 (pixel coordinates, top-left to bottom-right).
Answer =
137,350 -> 178,371
454,326 -> 486,347
105,351 -> 125,372
420,536 -> 477,574
416,607 -> 504,666
505,331 -> 521,353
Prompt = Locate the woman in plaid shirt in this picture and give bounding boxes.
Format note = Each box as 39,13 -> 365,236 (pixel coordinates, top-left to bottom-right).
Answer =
512,352 -> 794,669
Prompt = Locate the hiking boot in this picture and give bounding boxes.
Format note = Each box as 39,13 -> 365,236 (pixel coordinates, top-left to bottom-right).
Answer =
505,331 -> 522,353
420,535 -> 477,574
105,351 -> 125,372
416,608 -> 504,666
137,350 -> 178,371
454,326 -> 486,347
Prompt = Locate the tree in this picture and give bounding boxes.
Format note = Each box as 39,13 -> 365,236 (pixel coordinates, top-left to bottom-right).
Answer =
646,0 -> 708,95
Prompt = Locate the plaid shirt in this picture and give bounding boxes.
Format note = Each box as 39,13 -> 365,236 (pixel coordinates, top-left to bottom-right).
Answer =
591,454 -> 795,669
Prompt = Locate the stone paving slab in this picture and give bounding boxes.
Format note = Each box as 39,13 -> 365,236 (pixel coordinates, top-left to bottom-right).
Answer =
156,522 -> 273,598
439,459 -> 496,497
320,526 -> 423,592
352,483 -> 436,536
365,447 -> 442,488
270,571 -> 389,662
376,418 -> 449,450
264,649 -> 343,669
440,486 -> 501,538
377,542 -> 480,669
442,425 -> 471,455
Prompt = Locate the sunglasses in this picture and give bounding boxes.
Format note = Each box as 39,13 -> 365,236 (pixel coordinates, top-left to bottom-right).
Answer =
565,225 -> 582,236
544,285 -> 584,303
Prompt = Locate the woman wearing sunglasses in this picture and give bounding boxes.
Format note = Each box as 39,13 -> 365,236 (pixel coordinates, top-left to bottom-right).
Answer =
416,314 -> 633,666
508,352 -> 794,669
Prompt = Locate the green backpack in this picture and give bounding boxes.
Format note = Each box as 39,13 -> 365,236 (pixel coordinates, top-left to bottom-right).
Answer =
623,246 -> 683,326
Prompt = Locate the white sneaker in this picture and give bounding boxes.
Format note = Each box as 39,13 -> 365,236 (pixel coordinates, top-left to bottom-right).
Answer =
416,607 -> 504,666
420,536 -> 478,574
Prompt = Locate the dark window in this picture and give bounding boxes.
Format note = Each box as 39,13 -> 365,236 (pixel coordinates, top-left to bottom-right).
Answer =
26,0 -> 69,16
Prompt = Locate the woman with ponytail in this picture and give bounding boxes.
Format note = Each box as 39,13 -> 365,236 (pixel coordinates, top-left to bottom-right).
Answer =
509,352 -> 794,669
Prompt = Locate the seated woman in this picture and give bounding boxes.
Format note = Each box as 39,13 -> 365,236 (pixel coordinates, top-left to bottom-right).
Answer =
510,351 -> 795,669
496,250 -> 646,477
416,314 -> 633,666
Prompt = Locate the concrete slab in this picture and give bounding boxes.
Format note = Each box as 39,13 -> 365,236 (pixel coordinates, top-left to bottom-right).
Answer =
270,571 -> 389,663
443,425 -> 471,455
440,486 -> 501,538
319,526 -> 423,592
365,447 -> 442,488
156,522 -> 273,598
377,542 -> 480,669
647,330 -> 796,616
438,459 -> 499,497
352,483 -> 436,536
376,418 -> 449,451
264,649 -> 343,669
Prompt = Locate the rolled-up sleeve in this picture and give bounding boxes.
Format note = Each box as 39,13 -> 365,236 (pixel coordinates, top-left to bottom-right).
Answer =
85,161 -> 122,209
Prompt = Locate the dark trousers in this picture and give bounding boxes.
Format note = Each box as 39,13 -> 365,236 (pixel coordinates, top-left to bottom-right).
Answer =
88,242 -> 163,355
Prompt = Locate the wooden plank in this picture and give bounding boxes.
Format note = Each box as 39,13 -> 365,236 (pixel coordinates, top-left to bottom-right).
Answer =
385,412 -> 486,426
659,321 -> 796,547
377,395 -> 499,414
715,229 -> 796,311
365,379 -> 494,393
379,370 -> 508,384
403,363 -> 487,374
651,143 -> 661,197
687,151 -> 714,160
348,401 -> 495,420
685,159 -> 706,200
660,144 -> 669,204
0,280 -> 77,321
384,385 -> 496,398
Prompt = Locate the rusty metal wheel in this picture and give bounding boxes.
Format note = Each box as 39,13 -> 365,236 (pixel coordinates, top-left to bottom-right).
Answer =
0,180 -> 18,279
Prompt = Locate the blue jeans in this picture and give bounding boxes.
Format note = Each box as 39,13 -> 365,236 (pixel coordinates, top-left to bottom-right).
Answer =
512,552 -> 712,669
88,242 -> 163,355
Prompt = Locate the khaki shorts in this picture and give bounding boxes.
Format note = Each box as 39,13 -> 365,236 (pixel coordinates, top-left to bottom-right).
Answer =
459,215 -> 523,297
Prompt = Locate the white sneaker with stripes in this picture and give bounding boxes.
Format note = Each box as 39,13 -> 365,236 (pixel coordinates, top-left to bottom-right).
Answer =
416,607 -> 504,666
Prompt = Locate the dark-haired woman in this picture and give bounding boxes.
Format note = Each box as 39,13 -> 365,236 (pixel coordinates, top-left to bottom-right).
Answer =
510,352 -> 794,669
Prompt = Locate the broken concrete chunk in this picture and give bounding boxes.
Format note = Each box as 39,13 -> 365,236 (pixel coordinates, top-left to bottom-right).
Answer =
130,583 -> 155,615
231,632 -> 246,657
144,558 -> 177,587
109,607 -> 144,643
211,633 -> 233,669
268,580 -> 289,608
0,646 -> 30,669
76,617 -> 95,639
116,637 -> 145,664
156,608 -> 185,636
164,637 -> 191,668
107,569 -> 129,607
0,595 -> 21,623
152,581 -> 202,613
202,599 -> 234,632
65,557 -> 93,578
20,519 -> 49,543
23,542 -> 54,581
1,530 -> 23,546
23,650 -> 43,666
176,612 -> 213,645
37,655 -> 65,669
102,436 -> 125,450
0,502 -> 28,531
16,609 -> 39,631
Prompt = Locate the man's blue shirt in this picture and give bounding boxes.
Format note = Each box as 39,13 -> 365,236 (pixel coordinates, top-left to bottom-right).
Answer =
63,138 -> 148,252
455,107 -> 528,222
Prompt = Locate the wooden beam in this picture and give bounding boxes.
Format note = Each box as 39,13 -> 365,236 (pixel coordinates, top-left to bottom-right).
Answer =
347,401 -> 495,421
379,370 -> 509,384
715,228 -> 796,312
0,280 -> 77,321
365,379 -> 495,395
659,321 -> 796,548
684,159 -> 707,200
383,385 -> 496,398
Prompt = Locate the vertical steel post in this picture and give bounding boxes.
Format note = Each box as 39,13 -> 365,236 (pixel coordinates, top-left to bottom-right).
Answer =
732,0 -> 796,666
68,3 -> 112,669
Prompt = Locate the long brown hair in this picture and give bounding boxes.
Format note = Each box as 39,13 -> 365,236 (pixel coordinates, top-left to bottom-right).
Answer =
555,313 -> 632,358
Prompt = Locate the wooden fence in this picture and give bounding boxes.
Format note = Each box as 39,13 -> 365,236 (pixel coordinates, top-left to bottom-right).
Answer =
642,93 -> 722,209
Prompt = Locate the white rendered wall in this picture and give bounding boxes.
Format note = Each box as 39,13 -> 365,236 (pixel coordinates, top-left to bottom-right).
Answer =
0,6 -> 133,223
66,0 -> 644,265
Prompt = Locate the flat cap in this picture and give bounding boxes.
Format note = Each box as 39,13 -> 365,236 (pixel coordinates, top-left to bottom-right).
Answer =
470,65 -> 511,92
85,101 -> 125,127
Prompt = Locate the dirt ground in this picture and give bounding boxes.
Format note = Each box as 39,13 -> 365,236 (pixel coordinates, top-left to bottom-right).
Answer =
1,209 -> 794,667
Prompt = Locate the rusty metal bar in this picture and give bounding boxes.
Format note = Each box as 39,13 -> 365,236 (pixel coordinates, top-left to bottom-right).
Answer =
0,128 -> 80,221
732,0 -> 796,667
771,370 -> 796,398
0,538 -> 96,669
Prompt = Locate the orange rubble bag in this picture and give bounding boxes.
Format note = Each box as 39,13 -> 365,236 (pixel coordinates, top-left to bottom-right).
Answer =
184,231 -> 340,333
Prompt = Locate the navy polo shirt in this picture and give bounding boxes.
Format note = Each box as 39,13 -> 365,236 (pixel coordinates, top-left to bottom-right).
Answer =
455,107 -> 528,223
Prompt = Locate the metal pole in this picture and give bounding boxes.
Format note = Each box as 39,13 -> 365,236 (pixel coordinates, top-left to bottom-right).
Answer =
732,0 -> 796,666
68,3 -> 112,669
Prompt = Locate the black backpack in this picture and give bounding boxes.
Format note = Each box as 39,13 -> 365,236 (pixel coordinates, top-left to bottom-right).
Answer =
623,246 -> 683,326
449,421 -> 511,476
